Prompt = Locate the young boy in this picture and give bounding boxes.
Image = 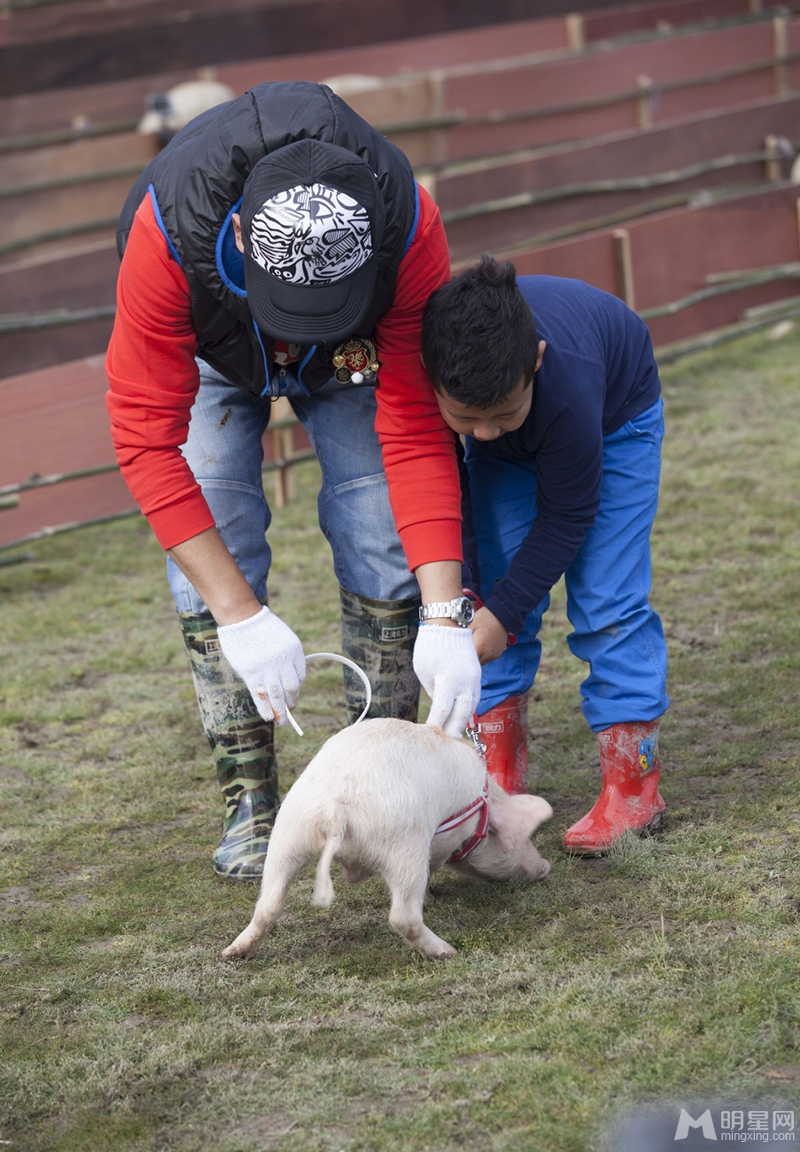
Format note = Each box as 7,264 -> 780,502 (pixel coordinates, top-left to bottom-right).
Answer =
421,255 -> 669,854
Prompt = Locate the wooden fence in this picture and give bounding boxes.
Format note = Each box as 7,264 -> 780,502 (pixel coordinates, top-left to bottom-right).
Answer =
4,0 -> 800,549
0,361 -> 313,551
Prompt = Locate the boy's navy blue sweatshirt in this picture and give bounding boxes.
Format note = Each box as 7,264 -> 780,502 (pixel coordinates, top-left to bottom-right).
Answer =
464,275 -> 662,636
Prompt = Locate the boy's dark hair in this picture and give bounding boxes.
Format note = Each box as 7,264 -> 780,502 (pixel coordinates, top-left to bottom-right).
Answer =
421,254 -> 539,408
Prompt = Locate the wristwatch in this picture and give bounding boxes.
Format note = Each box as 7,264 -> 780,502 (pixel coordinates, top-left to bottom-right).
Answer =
418,597 -> 475,628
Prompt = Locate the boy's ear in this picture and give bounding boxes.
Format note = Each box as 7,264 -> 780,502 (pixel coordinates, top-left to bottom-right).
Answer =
231,212 -> 245,255
535,340 -> 546,373
419,351 -> 427,369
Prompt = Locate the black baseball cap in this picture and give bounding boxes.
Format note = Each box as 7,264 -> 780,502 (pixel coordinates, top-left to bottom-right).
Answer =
240,139 -> 386,345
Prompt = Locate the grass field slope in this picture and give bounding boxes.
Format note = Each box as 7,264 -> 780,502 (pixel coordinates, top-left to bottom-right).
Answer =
1,322 -> 799,1150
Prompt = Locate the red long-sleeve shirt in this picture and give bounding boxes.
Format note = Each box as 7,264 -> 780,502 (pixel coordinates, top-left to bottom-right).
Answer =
106,185 -> 462,570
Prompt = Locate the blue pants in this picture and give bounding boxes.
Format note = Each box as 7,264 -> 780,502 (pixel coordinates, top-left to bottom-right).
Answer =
167,361 -> 420,613
465,398 -> 669,732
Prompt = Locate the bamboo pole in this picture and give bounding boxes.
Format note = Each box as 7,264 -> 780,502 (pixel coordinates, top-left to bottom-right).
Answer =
0,306 -> 117,333
637,75 -> 654,131
270,396 -> 296,509
742,293 -> 800,318
613,228 -> 636,309
0,219 -> 118,259
704,261 -> 800,283
565,13 -> 585,51
0,120 -> 139,154
0,162 -> 148,199
379,48 -> 800,140
0,449 -> 318,555
640,263 -> 800,320
0,551 -> 33,567
655,305 -> 800,363
764,134 -> 785,181
774,15 -> 789,97
440,150 -> 771,225
0,462 -> 121,497
470,186 -> 746,269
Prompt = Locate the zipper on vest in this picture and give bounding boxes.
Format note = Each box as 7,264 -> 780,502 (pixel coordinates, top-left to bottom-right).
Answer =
269,365 -> 286,400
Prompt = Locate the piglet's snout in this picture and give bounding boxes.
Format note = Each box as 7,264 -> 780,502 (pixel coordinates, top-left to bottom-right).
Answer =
457,789 -> 553,882
513,842 -> 551,881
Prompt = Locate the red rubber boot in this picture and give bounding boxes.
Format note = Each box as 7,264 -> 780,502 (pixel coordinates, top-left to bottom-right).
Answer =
562,719 -> 666,855
478,694 -> 529,795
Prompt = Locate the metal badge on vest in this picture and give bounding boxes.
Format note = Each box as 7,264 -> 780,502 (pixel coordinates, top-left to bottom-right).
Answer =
332,338 -> 380,384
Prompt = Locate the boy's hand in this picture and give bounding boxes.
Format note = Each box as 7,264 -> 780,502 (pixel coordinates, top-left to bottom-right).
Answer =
413,624 -> 482,737
470,606 -> 510,664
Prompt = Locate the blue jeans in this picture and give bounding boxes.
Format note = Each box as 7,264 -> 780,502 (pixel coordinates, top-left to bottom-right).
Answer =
465,398 -> 669,732
167,361 -> 420,613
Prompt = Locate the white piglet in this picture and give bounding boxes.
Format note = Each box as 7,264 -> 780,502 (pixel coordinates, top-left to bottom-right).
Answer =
222,718 -> 552,960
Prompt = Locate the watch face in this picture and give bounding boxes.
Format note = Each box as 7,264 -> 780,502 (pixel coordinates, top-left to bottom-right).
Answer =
456,597 -> 475,626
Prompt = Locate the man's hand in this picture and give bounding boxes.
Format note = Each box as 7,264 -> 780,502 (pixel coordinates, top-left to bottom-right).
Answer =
413,624 -> 482,737
471,606 -> 510,665
217,606 -> 306,726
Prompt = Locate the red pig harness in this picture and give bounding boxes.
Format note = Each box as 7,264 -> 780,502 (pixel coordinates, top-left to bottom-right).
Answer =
434,718 -> 490,863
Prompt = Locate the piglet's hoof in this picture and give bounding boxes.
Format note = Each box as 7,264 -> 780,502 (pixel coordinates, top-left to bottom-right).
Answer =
221,933 -> 261,961
416,933 -> 457,960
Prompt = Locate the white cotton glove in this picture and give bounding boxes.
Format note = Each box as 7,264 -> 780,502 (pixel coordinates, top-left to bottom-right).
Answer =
217,606 -> 306,726
413,624 -> 482,738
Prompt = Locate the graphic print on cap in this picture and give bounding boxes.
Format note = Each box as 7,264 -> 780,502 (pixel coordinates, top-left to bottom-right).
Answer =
249,183 -> 372,285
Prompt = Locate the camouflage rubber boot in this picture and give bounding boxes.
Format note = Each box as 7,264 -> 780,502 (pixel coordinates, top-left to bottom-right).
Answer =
339,586 -> 421,724
178,611 -> 280,881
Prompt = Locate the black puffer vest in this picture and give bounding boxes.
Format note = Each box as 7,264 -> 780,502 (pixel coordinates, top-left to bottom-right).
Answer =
116,81 -> 418,396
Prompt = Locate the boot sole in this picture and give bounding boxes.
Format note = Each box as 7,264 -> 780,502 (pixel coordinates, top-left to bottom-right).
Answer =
563,808 -> 667,857
213,866 -> 263,882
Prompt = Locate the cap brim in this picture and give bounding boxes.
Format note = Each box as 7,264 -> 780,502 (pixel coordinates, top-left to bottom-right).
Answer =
245,254 -> 377,346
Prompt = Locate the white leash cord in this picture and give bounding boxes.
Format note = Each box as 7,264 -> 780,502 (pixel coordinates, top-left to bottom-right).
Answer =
285,651 -> 372,736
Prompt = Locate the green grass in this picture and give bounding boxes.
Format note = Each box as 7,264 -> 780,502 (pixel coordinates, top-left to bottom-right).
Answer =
2,323 -> 800,1151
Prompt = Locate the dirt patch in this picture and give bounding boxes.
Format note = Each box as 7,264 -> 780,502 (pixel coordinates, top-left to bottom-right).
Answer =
0,885 -> 52,913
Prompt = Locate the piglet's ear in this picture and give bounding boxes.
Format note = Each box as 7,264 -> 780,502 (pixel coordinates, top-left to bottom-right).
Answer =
488,792 -> 553,854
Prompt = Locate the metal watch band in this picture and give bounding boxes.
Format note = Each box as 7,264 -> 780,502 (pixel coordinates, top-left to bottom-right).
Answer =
420,601 -> 456,619
418,597 -> 474,627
